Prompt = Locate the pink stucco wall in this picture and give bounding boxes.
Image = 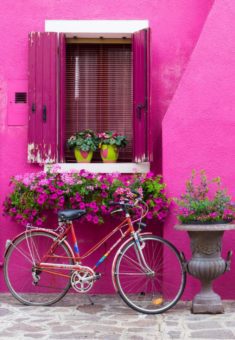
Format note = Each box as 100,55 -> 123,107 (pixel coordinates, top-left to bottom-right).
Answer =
163,0 -> 235,299
0,0 -> 214,293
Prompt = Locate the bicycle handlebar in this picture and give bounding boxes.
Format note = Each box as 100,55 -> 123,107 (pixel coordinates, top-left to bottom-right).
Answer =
109,201 -> 134,208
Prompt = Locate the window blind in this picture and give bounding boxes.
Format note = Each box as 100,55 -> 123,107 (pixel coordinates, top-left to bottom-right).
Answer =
65,43 -> 133,162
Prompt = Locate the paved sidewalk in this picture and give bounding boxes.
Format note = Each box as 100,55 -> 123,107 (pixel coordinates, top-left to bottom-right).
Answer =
1,294 -> 235,339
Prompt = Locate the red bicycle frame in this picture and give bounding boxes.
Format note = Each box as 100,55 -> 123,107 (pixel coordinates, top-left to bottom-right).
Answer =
37,215 -> 136,277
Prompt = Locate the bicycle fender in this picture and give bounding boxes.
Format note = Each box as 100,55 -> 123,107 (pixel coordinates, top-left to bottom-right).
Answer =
4,230 -> 32,258
111,232 -> 152,292
4,228 -> 74,259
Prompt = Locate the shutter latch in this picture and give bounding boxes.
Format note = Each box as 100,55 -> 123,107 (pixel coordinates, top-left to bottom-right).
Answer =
136,98 -> 147,119
43,105 -> 47,122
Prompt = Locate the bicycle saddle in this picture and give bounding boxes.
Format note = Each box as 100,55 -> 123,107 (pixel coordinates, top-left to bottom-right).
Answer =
58,209 -> 86,221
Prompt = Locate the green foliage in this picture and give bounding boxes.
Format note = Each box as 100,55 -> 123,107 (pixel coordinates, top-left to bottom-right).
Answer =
67,129 -> 99,152
142,176 -> 166,199
98,131 -> 127,148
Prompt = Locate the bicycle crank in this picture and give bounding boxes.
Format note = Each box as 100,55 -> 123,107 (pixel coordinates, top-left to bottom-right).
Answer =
71,266 -> 99,293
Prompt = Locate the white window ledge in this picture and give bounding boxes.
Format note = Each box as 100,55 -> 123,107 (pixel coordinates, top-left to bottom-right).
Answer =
45,20 -> 149,38
44,163 -> 150,174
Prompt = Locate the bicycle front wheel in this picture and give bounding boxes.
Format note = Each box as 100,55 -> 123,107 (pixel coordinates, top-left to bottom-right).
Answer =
4,230 -> 74,306
114,235 -> 186,314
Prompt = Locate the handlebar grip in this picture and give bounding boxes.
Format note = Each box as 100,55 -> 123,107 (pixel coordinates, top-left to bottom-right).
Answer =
108,202 -> 118,206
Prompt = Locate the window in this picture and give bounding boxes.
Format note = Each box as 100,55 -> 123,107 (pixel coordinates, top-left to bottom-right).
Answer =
66,40 -> 132,162
27,29 -> 151,166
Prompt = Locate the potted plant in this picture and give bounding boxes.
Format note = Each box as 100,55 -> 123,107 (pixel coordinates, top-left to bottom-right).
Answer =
98,131 -> 127,163
174,170 -> 235,314
67,129 -> 98,163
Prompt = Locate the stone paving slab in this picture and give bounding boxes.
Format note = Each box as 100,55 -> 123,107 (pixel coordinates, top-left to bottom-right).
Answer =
1,294 -> 235,339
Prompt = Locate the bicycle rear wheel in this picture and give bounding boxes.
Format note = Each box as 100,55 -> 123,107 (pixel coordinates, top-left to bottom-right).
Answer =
113,235 -> 186,314
4,230 -> 74,306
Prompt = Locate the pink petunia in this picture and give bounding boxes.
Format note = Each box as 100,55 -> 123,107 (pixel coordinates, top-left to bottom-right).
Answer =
79,202 -> 86,210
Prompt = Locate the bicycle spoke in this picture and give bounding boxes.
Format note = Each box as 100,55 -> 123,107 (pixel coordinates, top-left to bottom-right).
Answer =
114,236 -> 186,314
4,231 -> 73,306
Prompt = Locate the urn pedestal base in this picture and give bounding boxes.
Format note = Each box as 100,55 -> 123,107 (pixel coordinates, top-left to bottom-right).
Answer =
192,287 -> 224,314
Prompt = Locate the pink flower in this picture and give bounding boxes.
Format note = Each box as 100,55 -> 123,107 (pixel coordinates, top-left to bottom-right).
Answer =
79,202 -> 86,210
50,193 -> 58,200
87,186 -> 94,191
75,193 -> 82,202
86,214 -> 93,222
37,194 -> 46,205
147,212 -> 153,219
58,197 -> 65,207
209,212 -> 218,218
61,173 -> 75,185
154,198 -> 163,205
157,211 -> 167,220
50,165 -> 61,173
55,189 -> 64,196
36,218 -> 43,226
32,210 -> 38,216
14,175 -> 23,181
22,177 -> 32,186
179,207 -> 191,217
146,172 -> 154,179
93,216 -> 99,224
35,187 -> 44,194
224,209 -> 233,216
38,179 -> 50,186
101,205 -> 108,214
90,201 -> 97,209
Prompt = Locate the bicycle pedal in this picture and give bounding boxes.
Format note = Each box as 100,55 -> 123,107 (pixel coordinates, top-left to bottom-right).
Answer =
95,272 -> 101,280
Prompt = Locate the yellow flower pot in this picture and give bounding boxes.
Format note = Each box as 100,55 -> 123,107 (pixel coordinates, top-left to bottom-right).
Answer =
74,148 -> 93,163
100,144 -> 119,163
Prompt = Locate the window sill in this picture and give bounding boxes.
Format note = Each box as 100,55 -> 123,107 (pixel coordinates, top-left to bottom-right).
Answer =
44,162 -> 150,173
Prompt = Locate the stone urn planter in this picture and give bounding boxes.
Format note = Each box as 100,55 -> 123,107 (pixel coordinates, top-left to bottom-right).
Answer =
175,223 -> 235,314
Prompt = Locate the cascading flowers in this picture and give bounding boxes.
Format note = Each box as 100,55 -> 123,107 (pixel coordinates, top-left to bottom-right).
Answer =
4,168 -> 170,226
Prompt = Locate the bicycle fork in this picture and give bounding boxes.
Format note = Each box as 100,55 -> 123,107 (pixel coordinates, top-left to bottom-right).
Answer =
111,232 -> 155,292
132,233 -> 155,275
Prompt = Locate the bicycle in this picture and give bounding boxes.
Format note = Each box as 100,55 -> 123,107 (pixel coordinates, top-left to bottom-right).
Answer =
4,192 -> 186,314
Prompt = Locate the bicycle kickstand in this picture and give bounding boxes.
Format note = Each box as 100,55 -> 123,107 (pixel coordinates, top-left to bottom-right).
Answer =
86,294 -> 94,305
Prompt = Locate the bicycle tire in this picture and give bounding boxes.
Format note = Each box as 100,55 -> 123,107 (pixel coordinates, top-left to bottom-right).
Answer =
113,235 -> 186,314
4,230 -> 74,306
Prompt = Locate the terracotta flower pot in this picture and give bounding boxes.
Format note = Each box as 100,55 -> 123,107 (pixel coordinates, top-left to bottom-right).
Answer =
74,148 -> 93,163
100,144 -> 119,163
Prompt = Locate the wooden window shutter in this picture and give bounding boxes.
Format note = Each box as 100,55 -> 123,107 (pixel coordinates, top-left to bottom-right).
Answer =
132,28 -> 151,163
28,32 -> 65,163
